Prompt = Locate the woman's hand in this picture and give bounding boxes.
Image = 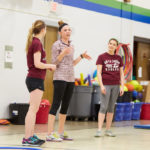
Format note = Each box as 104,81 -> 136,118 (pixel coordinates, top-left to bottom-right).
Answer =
101,85 -> 106,95
82,51 -> 92,60
120,86 -> 124,96
49,64 -> 56,71
62,47 -> 72,55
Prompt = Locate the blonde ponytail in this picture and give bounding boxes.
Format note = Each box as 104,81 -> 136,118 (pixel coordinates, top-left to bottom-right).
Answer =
25,27 -> 33,53
25,20 -> 46,53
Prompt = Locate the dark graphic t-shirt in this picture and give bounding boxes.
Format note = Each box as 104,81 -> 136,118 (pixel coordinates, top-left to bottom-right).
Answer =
96,52 -> 123,85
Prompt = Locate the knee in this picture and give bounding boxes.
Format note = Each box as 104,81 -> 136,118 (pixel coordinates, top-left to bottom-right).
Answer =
107,105 -> 115,113
107,107 -> 115,113
60,106 -> 68,114
99,105 -> 107,114
29,104 -> 39,114
49,103 -> 60,116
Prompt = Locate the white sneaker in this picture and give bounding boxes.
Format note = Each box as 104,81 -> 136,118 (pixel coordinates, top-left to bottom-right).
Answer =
46,132 -> 63,142
94,130 -> 103,137
59,131 -> 73,141
105,130 -> 116,137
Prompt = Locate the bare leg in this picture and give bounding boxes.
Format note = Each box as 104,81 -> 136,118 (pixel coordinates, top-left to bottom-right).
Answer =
106,112 -> 114,130
25,89 -> 43,139
58,113 -> 66,134
98,113 -> 105,130
47,114 -> 56,135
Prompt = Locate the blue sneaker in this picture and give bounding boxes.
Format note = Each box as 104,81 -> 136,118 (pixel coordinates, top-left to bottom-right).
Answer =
33,134 -> 45,144
22,137 -> 41,146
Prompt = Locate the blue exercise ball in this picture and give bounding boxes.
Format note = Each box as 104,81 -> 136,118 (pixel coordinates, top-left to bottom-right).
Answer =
132,90 -> 138,99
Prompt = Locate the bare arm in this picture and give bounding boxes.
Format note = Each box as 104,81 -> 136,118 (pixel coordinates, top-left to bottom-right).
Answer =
120,66 -> 124,96
34,51 -> 56,70
97,65 -> 106,94
73,55 -> 82,66
73,51 -> 92,66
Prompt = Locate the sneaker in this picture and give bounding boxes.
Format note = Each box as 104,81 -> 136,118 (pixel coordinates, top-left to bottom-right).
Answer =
33,134 -> 45,145
46,132 -> 63,142
60,131 -> 73,141
94,130 -> 103,137
22,137 -> 41,146
105,130 -> 116,137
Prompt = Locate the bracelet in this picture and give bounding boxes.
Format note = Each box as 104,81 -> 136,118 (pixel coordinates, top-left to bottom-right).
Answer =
80,54 -> 84,59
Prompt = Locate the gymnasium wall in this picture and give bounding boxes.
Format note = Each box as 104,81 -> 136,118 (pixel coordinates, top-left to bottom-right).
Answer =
0,0 -> 150,118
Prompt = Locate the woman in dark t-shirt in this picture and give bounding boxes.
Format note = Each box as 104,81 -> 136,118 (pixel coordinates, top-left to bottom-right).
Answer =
22,20 -> 56,146
95,38 -> 124,137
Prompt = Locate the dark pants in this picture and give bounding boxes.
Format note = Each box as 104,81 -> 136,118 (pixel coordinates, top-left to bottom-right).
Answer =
49,80 -> 75,115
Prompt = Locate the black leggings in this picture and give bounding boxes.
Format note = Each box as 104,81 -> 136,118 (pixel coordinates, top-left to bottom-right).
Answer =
49,80 -> 75,115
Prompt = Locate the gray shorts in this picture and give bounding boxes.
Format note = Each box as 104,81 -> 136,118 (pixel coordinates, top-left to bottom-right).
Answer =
99,85 -> 120,114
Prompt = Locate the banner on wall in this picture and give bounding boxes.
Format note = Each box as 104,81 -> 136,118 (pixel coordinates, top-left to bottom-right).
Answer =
4,45 -> 13,69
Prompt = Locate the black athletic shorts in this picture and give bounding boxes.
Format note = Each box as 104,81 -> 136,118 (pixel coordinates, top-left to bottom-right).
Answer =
25,77 -> 44,93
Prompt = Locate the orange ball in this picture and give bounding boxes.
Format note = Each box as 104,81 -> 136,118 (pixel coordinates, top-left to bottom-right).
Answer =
126,83 -> 134,91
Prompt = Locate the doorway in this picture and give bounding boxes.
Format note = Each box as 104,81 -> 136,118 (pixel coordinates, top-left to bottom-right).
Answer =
133,36 -> 150,80
42,26 -> 58,104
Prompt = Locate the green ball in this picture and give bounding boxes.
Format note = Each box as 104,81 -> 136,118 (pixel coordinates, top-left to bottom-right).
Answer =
134,99 -> 140,103
124,85 -> 128,92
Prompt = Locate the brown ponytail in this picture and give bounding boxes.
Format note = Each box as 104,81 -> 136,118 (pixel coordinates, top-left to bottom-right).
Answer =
25,20 -> 46,53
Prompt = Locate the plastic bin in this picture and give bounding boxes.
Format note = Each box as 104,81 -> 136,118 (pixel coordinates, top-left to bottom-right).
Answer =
132,102 -> 143,120
114,103 -> 125,121
123,102 -> 133,121
67,86 -> 93,118
91,85 -> 100,118
36,99 -> 51,124
140,103 -> 150,120
9,103 -> 29,125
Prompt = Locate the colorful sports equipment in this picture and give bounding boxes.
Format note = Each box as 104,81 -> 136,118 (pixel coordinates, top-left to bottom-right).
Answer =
0,119 -> 10,125
75,81 -> 79,86
116,44 -> 133,80
136,84 -> 143,92
80,73 -> 84,85
93,70 -> 97,78
132,90 -> 138,99
130,80 -> 139,90
124,85 -> 128,92
134,124 -> 150,129
137,92 -> 143,100
0,147 -> 42,150
125,83 -> 134,91
134,99 -> 140,103
94,77 -> 98,82
87,74 -> 92,86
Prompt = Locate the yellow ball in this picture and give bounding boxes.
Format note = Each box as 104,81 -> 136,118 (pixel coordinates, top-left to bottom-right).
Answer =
136,84 -> 143,92
130,80 -> 139,90
124,85 -> 128,92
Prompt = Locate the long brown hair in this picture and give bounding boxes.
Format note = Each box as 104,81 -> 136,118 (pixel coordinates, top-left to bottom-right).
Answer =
108,38 -> 119,46
25,20 -> 46,53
